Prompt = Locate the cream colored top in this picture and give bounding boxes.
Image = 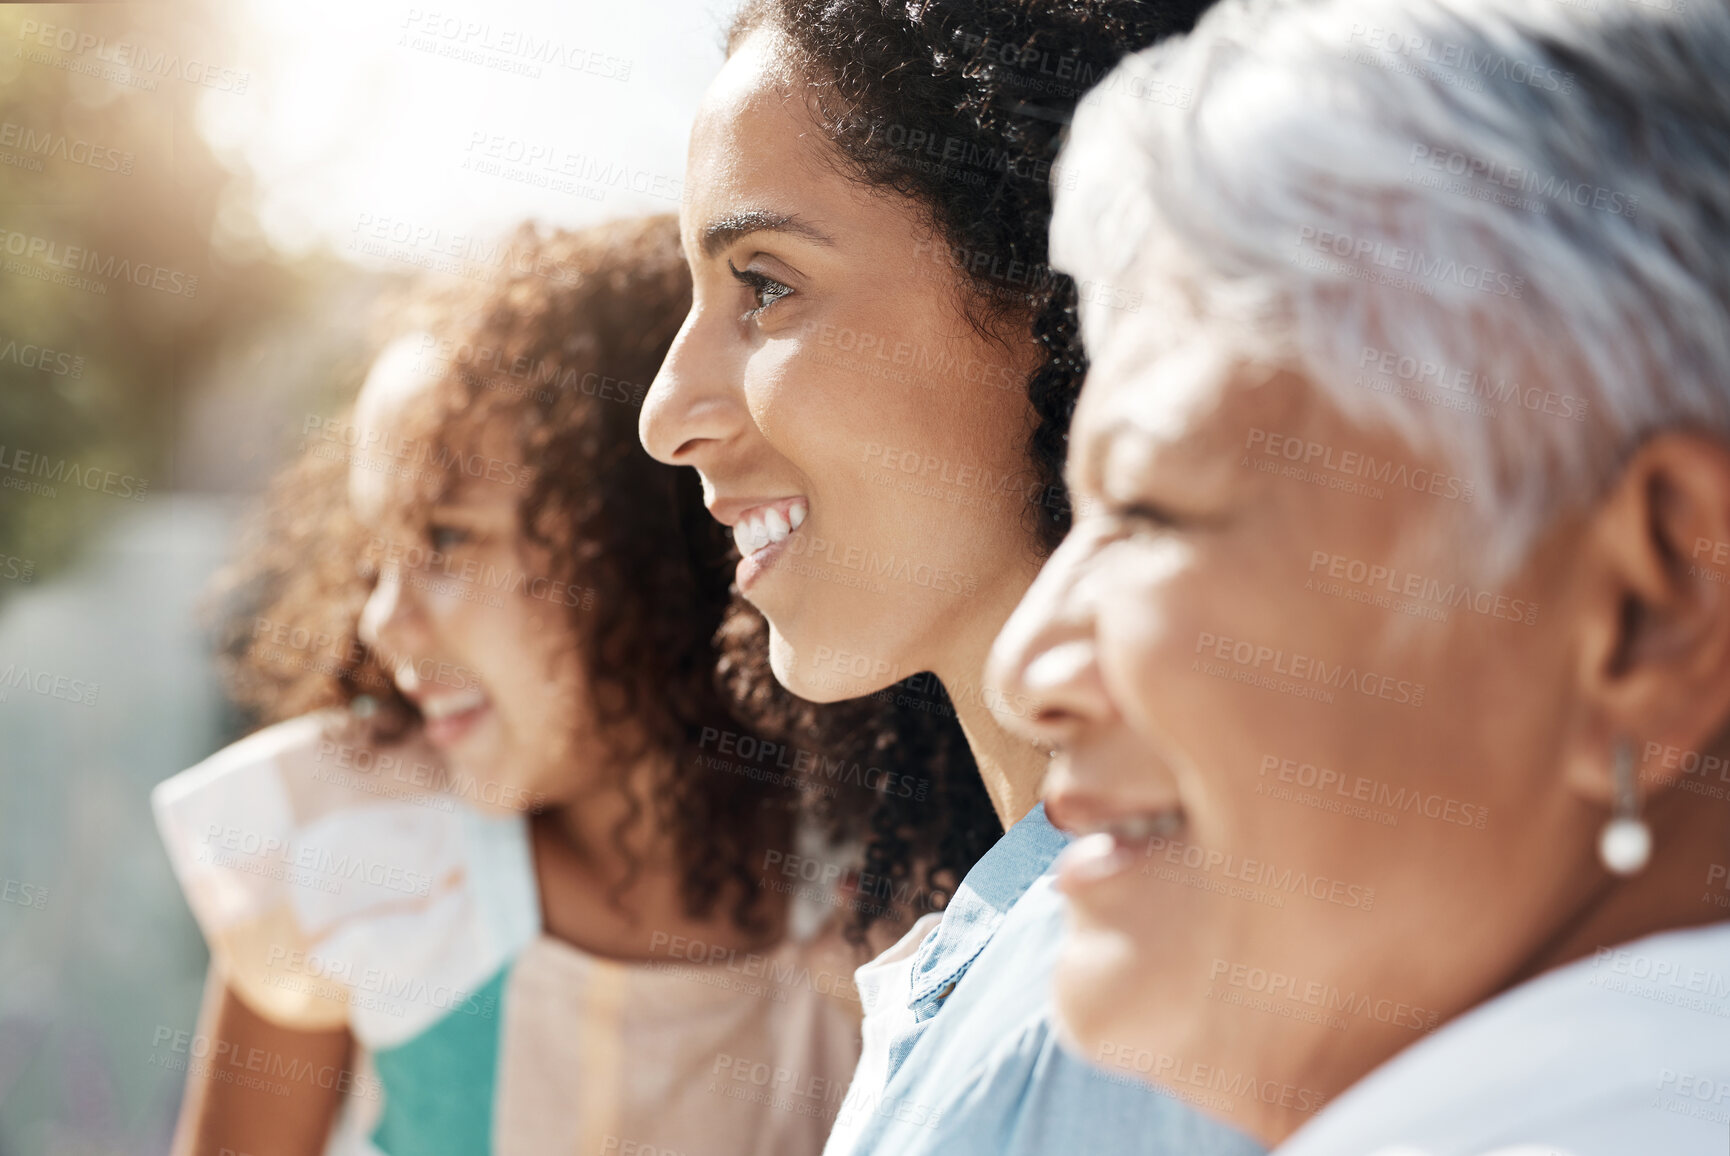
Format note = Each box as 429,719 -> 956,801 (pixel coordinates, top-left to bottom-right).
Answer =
497,931 -> 864,1156
153,713 -> 863,1155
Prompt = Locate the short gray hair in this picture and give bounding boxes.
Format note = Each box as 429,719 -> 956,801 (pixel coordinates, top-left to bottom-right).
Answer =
1054,0 -> 1730,575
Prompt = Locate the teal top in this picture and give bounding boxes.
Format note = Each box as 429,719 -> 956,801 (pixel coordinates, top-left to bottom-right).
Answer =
369,964 -> 512,1155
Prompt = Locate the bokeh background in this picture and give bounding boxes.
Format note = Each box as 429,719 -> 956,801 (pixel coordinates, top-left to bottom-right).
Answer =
0,1 -> 723,1149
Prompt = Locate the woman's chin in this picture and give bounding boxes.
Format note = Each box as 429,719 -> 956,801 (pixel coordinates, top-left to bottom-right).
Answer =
766,624 -> 891,703
1053,921 -> 1162,1074
438,743 -> 547,814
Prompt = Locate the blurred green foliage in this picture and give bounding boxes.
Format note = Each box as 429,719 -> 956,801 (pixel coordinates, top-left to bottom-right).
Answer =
0,1 -> 342,590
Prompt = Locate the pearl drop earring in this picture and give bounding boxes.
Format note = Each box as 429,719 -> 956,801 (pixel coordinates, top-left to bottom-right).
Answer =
1598,738 -> 1652,876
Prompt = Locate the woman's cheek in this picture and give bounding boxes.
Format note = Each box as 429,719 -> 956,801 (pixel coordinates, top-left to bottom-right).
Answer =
1111,560 -> 1194,696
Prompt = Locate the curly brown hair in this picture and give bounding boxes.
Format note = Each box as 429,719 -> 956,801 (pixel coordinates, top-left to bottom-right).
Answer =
719,0 -> 1214,933
211,215 -> 804,935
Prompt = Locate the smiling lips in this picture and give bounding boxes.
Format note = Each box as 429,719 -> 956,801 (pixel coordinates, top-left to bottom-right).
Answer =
420,687 -> 486,720
414,686 -> 490,747
1056,810 -> 1186,889
732,497 -> 808,559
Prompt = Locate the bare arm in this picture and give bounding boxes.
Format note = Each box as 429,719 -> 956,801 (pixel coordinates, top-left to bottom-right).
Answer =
170,966 -> 354,1156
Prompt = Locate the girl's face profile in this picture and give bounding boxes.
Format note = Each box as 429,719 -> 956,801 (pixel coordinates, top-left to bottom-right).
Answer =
348,339 -> 587,812
641,29 -> 1044,701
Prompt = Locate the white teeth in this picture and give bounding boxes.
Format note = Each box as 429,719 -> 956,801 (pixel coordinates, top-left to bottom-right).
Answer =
1116,816 -> 1156,841
1083,811 -> 1184,842
421,688 -> 487,720
1120,811 -> 1183,840
732,500 -> 808,558
733,516 -> 769,556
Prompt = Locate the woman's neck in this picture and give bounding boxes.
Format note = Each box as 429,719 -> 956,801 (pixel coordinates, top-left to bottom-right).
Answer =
531,751 -> 785,960
1505,795 -> 1730,989
932,609 -> 1051,833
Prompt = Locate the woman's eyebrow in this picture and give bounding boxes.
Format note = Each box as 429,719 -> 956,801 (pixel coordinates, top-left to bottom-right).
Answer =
1076,415 -> 1143,494
699,210 -> 834,259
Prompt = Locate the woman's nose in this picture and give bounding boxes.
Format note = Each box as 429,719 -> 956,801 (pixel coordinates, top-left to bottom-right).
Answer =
987,529 -> 1115,747
639,304 -> 743,469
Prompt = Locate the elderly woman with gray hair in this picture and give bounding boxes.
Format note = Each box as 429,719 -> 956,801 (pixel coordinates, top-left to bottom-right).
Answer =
985,0 -> 1730,1152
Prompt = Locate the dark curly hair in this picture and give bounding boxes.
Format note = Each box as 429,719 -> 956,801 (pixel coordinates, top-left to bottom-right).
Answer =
720,0 -> 1214,933
212,216 -> 803,936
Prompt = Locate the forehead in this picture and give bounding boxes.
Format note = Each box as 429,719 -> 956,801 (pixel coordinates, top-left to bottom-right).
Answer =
347,339 -> 525,526
684,32 -> 895,249
348,336 -> 443,523
1071,322 -> 1263,491
688,36 -> 807,200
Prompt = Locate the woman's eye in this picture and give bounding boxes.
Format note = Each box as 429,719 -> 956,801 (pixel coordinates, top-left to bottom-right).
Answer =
1110,502 -> 1179,535
728,260 -> 793,318
427,525 -> 473,552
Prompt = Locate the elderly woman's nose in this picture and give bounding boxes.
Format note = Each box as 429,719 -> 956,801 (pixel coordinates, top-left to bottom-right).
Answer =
988,533 -> 1113,742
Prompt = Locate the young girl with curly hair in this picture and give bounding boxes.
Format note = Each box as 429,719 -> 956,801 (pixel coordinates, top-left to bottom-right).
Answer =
154,216 -> 862,1156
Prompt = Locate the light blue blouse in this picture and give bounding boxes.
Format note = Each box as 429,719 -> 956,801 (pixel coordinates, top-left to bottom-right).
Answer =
822,803 -> 1267,1156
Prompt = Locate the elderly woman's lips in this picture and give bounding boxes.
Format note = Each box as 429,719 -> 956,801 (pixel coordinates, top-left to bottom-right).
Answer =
1057,832 -> 1141,888
1056,811 -> 1184,892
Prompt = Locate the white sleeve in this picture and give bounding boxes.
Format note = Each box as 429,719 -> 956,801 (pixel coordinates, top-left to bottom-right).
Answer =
153,713 -> 541,1045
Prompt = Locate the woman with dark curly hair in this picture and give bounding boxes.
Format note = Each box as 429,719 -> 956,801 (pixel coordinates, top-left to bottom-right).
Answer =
153,216 -> 862,1156
640,3 -> 1263,1155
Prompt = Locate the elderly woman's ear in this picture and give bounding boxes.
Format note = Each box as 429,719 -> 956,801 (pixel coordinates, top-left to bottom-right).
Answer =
1561,432 -> 1730,804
